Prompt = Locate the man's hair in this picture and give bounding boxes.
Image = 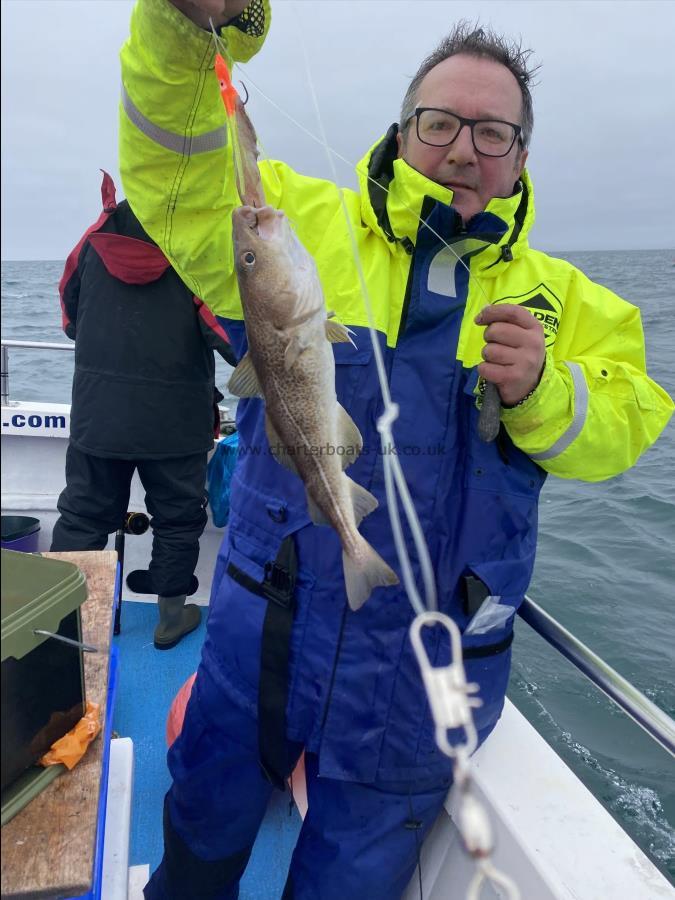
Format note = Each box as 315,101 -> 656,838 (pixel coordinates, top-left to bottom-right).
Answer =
399,21 -> 540,150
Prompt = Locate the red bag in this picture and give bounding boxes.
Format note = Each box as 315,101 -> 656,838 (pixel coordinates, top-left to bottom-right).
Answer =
166,672 -> 197,747
166,671 -> 308,816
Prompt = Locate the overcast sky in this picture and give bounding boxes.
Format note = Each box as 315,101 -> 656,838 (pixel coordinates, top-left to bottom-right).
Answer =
2,0 -> 674,260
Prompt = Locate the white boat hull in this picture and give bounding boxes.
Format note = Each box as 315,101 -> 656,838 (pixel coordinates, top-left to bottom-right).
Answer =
1,400 -> 223,604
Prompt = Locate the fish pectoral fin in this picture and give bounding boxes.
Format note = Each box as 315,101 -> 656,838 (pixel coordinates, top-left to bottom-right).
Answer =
306,491 -> 330,526
284,331 -> 311,371
347,476 -> 378,527
228,352 -> 262,398
343,541 -> 399,611
265,413 -> 298,474
325,318 -> 357,346
336,405 -> 363,469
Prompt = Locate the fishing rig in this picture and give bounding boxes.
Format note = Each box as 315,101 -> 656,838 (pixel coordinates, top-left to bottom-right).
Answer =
210,16 -> 521,898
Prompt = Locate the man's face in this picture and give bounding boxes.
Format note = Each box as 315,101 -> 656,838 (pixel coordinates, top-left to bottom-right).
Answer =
397,54 -> 529,223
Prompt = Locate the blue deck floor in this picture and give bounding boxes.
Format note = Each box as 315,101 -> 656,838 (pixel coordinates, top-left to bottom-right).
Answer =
112,599 -> 302,898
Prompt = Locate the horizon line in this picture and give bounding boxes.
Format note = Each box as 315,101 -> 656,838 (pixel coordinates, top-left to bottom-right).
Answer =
3,246 -> 675,264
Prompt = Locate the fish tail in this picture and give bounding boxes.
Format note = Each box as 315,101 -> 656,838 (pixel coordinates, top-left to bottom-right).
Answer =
343,541 -> 398,611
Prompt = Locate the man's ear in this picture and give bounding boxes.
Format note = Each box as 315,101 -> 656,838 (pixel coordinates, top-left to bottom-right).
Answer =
396,129 -> 404,159
516,147 -> 529,178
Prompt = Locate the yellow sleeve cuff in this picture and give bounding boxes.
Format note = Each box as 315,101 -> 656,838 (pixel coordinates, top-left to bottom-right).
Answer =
501,351 -> 576,455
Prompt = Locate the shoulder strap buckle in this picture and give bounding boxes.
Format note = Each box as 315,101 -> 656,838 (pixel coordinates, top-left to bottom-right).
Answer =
263,561 -> 295,608
262,536 -> 297,609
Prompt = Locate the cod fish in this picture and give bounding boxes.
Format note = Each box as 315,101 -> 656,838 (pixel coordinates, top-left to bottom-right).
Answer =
228,204 -> 399,610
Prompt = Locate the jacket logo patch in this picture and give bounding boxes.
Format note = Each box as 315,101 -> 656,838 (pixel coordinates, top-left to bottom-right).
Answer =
495,283 -> 562,347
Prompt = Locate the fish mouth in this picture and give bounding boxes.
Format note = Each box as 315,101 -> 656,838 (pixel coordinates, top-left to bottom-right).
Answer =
233,205 -> 285,242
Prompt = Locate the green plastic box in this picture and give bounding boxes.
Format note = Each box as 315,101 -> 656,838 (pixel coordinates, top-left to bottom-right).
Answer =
1,550 -> 88,825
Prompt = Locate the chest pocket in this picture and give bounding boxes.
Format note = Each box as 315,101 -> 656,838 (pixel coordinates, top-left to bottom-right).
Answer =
332,341 -> 375,413
226,470 -> 312,577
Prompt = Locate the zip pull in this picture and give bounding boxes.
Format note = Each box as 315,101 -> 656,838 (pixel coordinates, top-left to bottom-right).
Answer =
33,629 -> 98,653
409,611 -> 481,758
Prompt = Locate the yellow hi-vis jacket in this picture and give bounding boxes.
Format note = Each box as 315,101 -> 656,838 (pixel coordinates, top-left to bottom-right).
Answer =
119,0 -> 672,485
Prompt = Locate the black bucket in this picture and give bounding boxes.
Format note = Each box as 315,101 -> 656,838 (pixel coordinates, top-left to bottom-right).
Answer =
1,516 -> 41,553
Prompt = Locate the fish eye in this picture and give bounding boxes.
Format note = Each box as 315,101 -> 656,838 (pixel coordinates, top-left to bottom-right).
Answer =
242,251 -> 256,266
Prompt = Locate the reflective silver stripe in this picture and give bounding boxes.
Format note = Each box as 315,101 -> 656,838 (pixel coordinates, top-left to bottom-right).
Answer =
530,361 -> 589,460
427,238 -> 491,298
121,83 -> 227,155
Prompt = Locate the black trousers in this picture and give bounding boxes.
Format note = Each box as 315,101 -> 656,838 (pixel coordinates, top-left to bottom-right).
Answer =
51,444 -> 208,597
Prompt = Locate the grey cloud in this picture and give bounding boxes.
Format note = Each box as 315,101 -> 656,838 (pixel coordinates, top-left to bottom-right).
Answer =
2,0 -> 674,259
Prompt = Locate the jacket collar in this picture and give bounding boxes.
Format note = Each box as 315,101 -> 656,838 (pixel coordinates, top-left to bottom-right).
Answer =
358,126 -> 535,275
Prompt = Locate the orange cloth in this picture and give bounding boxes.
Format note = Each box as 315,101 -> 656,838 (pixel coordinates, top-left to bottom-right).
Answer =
166,673 -> 197,747
39,701 -> 101,770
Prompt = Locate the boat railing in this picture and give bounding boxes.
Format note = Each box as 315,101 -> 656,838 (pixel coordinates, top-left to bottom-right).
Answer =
2,338 -> 673,758
519,596 -> 674,757
1,340 -> 235,430
1,338 -> 74,406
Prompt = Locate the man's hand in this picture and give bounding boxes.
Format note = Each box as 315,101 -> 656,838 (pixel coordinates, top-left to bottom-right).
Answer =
475,304 -> 546,407
170,0 -> 251,29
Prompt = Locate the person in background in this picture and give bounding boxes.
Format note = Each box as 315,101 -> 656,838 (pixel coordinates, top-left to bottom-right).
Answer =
50,170 -> 236,650
119,0 -> 674,896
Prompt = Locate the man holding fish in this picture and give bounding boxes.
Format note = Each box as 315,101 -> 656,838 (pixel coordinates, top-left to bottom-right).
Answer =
119,1 -> 673,896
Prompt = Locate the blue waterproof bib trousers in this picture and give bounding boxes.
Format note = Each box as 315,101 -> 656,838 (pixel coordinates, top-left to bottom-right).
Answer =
145,202 -> 546,897
145,667 -> 449,900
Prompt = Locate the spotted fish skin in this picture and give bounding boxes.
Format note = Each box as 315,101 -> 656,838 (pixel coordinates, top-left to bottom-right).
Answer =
228,205 -> 398,610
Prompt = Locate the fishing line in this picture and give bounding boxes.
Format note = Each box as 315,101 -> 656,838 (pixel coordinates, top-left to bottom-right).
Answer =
214,17 -> 498,335
209,21 -> 247,203
212,15 -> 436,615
261,15 -> 520,896
230,64 -> 498,313
210,13 -> 520,897
209,22 -> 284,205
291,3 -> 444,615
211,19 -> 384,547
233,49 -> 503,447
210,13 -> 498,617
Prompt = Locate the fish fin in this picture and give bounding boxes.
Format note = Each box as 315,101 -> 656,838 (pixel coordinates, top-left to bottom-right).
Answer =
306,490 -> 330,526
265,413 -> 298,474
343,542 -> 399,611
336,405 -> 363,470
325,318 -> 357,346
284,331 -> 311,371
347,476 -> 378,526
228,352 -> 262,398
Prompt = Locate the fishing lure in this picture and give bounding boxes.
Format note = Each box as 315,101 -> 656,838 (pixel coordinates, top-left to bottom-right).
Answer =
215,52 -> 245,204
213,52 -> 263,207
215,53 -> 238,117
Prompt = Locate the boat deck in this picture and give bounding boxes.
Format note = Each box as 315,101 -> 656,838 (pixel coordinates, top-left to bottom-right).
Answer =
112,599 -> 302,897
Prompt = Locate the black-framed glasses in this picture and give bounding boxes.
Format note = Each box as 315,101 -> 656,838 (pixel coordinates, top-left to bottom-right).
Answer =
408,107 -> 522,158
